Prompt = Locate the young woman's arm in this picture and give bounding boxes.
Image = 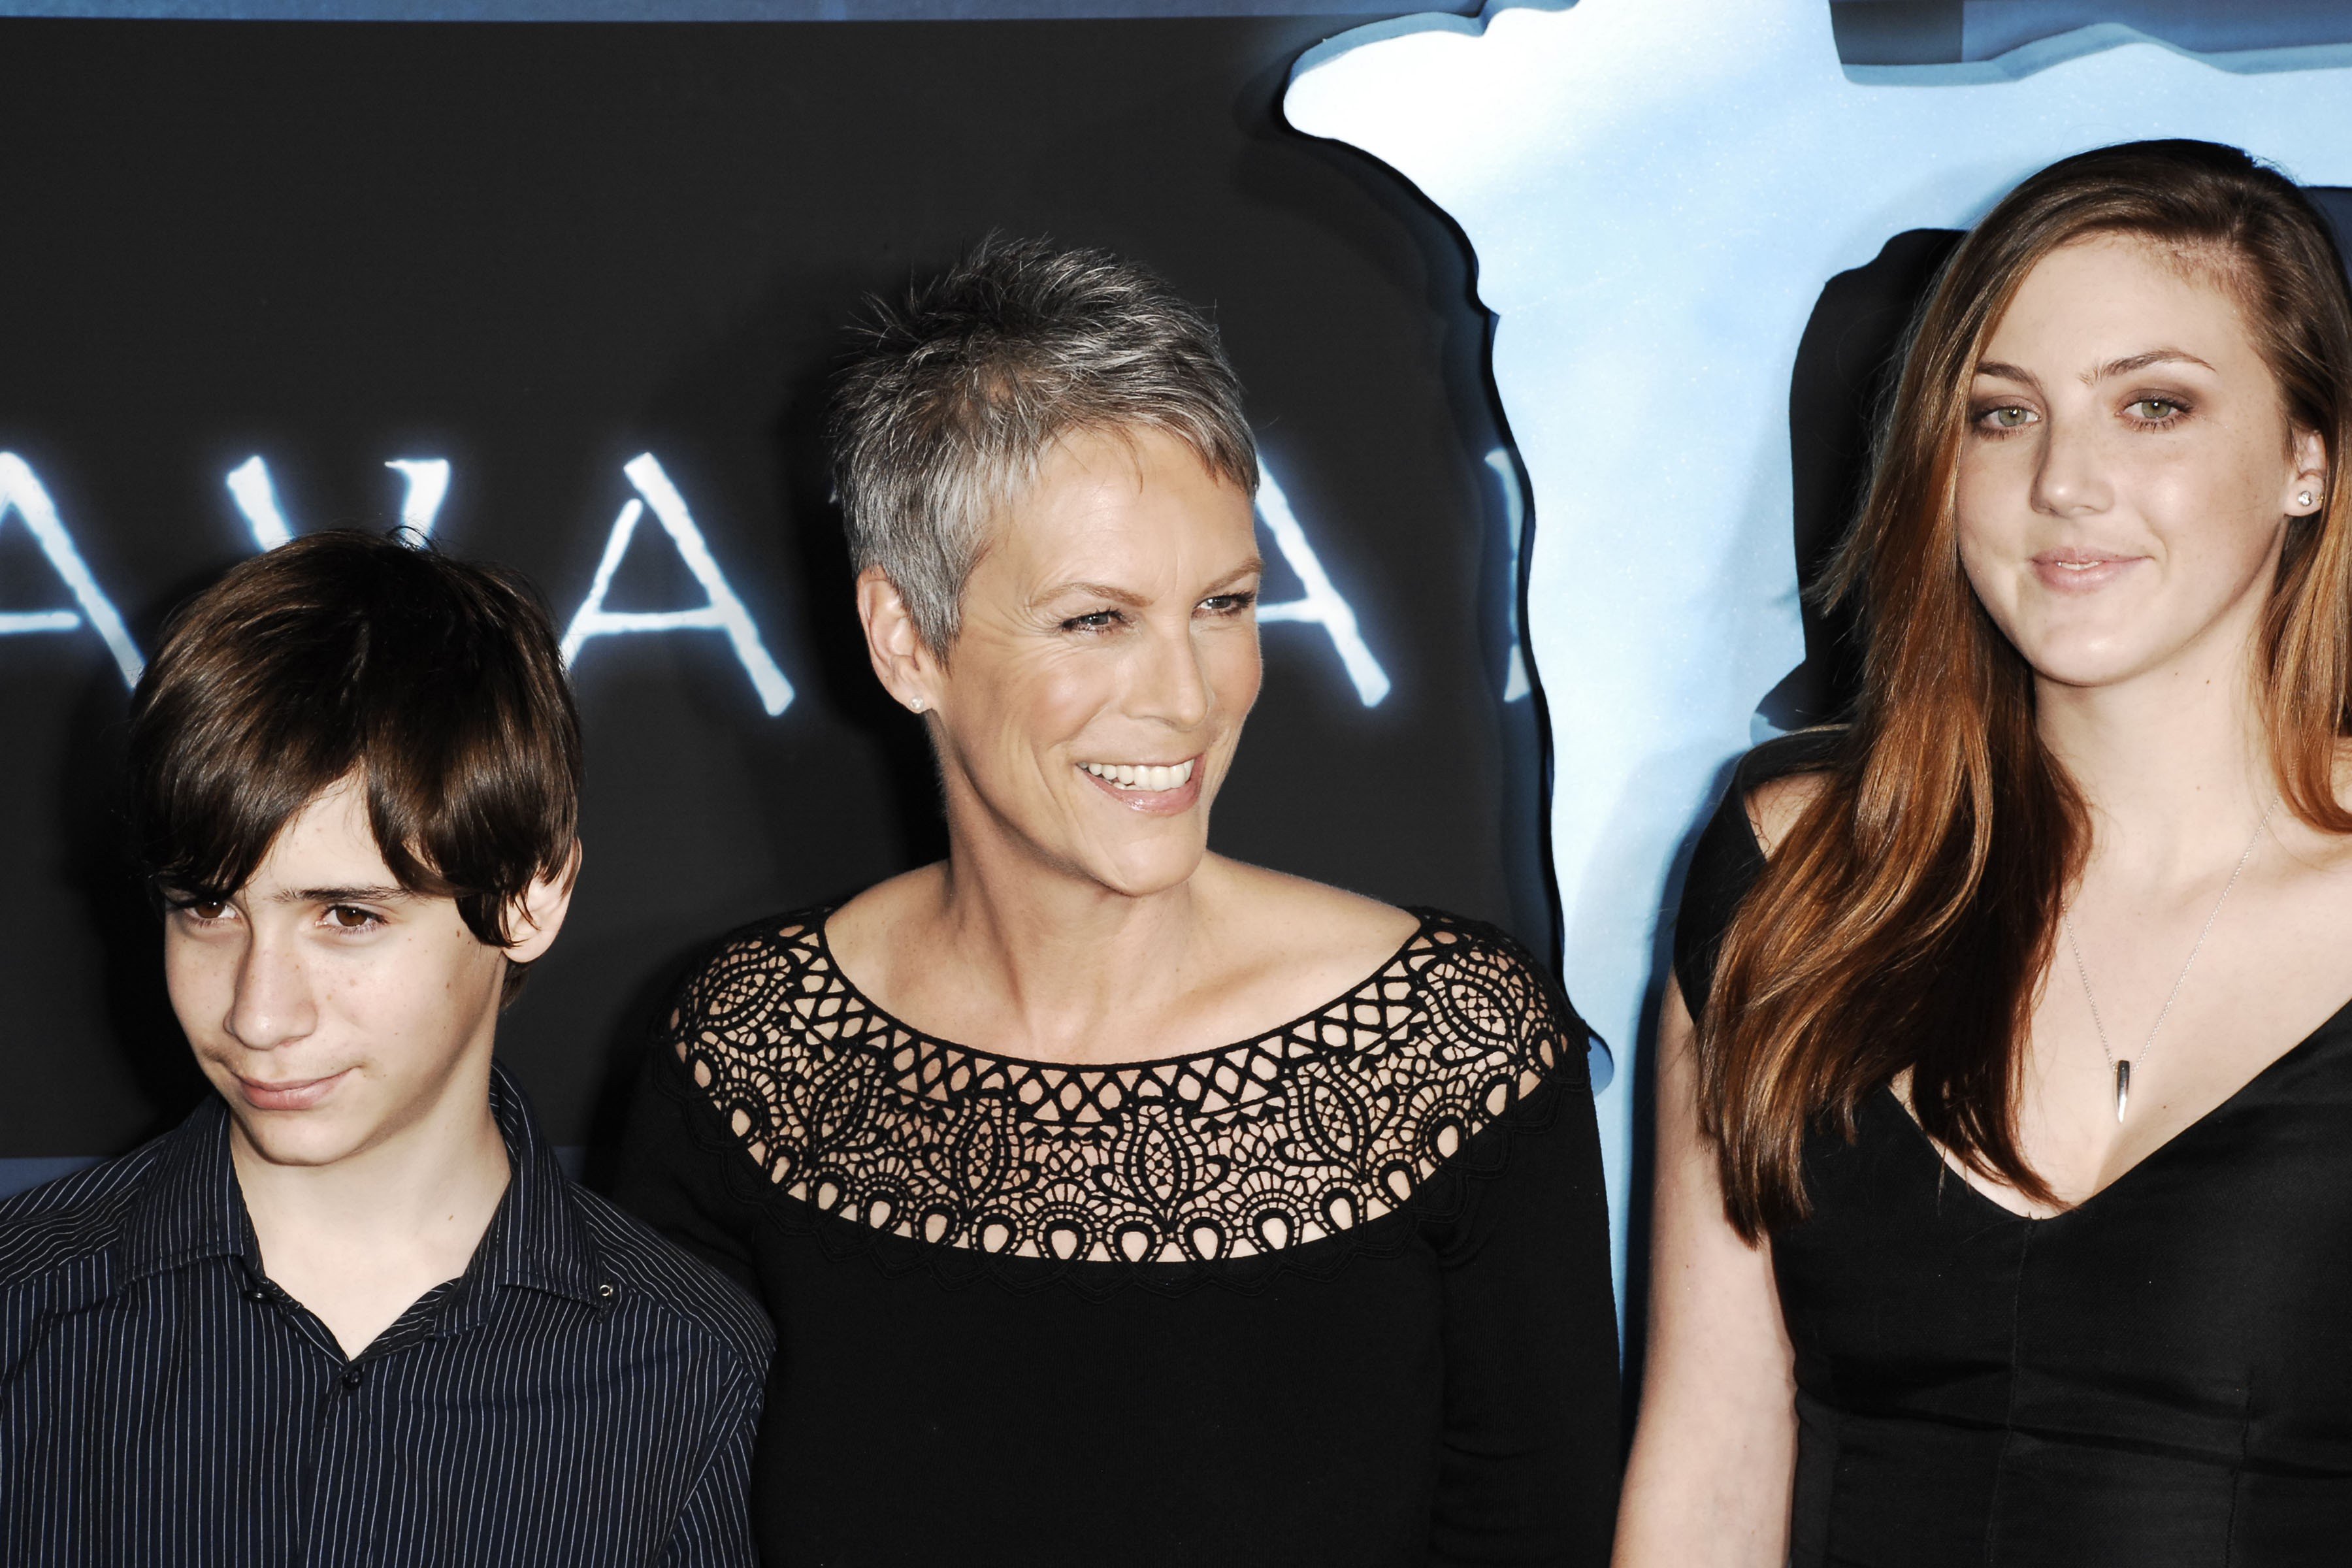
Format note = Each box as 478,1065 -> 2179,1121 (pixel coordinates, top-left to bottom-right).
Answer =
1610,977 -> 1797,1565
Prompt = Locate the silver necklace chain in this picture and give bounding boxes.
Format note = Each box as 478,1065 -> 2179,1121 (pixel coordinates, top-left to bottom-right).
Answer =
2059,796 -> 2276,1122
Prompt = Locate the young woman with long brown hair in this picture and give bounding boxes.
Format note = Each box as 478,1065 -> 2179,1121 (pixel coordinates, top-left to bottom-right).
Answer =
1616,140 -> 2352,1565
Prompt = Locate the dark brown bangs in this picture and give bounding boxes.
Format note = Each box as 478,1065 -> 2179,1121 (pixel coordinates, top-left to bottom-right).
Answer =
128,530 -> 582,994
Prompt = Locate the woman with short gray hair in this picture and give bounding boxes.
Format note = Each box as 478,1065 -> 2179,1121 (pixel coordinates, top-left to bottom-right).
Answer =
618,238 -> 1620,1565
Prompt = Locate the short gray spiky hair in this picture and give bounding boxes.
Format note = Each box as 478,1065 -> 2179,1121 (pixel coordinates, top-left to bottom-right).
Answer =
828,237 -> 1260,651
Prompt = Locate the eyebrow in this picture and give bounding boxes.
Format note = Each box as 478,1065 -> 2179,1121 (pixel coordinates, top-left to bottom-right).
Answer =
1032,557 -> 1266,612
1974,348 -> 2217,386
266,885 -> 414,906
1036,581 -> 1150,610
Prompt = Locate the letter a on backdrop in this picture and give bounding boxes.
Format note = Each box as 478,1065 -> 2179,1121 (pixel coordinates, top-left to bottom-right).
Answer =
0,453 -> 142,687
561,453 -> 794,716
1254,463 -> 1390,706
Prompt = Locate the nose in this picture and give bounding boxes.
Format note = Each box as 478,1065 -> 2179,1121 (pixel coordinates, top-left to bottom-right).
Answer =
2029,409 -> 2114,517
223,924 -> 318,1053
1129,616 -> 1214,730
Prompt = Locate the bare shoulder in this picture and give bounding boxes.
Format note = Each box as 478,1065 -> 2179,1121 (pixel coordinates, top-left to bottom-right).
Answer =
1746,770 -> 1829,858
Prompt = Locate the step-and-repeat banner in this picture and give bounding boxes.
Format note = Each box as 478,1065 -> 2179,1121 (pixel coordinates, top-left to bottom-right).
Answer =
0,6 -> 1552,1198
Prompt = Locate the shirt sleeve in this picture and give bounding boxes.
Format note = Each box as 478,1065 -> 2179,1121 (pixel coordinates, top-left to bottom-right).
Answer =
1426,952 -> 1622,1565
611,963 -> 770,1310
661,1365 -> 763,1567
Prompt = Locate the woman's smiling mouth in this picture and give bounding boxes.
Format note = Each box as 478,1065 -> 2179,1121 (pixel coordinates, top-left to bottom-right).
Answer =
1077,757 -> 1203,815
1078,759 -> 1196,792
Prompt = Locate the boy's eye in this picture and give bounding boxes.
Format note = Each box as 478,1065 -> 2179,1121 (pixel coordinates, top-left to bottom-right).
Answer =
181,900 -> 232,923
324,906 -> 382,930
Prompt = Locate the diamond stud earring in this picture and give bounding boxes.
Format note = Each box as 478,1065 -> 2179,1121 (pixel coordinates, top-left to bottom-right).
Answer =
2300,491 -> 2317,508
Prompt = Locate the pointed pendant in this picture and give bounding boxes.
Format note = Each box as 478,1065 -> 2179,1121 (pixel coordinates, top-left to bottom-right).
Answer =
2114,1059 -> 2132,1123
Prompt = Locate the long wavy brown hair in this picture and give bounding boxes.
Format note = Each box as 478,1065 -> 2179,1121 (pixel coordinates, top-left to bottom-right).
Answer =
1699,140 -> 2352,1239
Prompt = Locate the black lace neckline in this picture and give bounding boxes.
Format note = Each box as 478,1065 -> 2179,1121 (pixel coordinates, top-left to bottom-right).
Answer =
804,904 -> 1439,1079
664,906 -> 1570,1277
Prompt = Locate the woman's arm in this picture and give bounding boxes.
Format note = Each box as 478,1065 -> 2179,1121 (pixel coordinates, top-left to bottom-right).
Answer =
1610,976 -> 1796,1566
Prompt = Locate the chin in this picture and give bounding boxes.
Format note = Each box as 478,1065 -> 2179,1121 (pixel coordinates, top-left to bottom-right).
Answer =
2012,630 -> 2170,690
1084,839 -> 1210,898
226,1108 -> 373,1169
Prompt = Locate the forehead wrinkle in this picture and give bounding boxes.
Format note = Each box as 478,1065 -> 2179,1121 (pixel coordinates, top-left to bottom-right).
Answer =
1028,551 -> 1264,612
1031,580 -> 1150,610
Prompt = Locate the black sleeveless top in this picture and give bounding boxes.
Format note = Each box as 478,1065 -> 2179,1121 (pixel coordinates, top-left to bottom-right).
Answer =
1674,736 -> 2352,1567
613,906 -> 1620,1566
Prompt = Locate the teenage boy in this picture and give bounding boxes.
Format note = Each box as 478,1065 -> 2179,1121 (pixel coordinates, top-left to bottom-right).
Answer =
0,531 -> 770,1564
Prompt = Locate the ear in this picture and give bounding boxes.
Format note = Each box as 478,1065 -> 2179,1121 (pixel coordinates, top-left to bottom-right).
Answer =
856,564 -> 944,715
503,840 -> 581,964
2287,425 -> 2329,517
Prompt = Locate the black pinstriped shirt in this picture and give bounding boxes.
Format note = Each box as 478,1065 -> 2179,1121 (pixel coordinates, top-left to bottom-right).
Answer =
0,1064 -> 772,1565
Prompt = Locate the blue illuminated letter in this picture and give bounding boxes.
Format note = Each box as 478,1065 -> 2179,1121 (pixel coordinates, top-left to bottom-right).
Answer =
227,455 -> 451,547
1486,448 -> 1530,703
225,455 -> 294,549
0,453 -> 144,687
1255,463 -> 1390,706
559,453 -> 794,716
385,460 -> 451,538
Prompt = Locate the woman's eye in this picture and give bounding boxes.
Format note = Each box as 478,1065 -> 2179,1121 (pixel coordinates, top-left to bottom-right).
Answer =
1199,591 -> 1258,616
324,906 -> 384,932
1060,610 -> 1123,634
1977,404 -> 2037,432
2127,397 -> 2186,423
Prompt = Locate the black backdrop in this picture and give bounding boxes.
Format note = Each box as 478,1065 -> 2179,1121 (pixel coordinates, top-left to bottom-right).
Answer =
0,16 -> 1552,1171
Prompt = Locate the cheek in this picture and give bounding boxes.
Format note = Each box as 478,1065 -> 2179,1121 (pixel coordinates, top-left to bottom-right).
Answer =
1953,445 -> 2023,546
1209,630 -> 1262,721
1005,655 -> 1115,755
160,932 -> 227,1030
2157,438 -> 2283,559
355,936 -> 503,1050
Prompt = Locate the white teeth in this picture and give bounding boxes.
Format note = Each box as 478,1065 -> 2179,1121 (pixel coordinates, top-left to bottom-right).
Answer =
1081,759 -> 1197,791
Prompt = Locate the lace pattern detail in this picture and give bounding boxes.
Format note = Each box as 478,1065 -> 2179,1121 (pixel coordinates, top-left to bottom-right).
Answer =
666,909 -> 1567,1268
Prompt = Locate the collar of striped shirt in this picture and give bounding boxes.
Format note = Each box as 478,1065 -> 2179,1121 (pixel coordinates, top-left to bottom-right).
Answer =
105,1064 -> 614,1332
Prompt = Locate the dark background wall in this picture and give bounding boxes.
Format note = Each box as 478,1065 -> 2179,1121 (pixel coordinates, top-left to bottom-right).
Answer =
0,15 -> 1552,1178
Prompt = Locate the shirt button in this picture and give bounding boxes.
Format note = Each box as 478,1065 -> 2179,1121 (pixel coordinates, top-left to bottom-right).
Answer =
596,1283 -> 616,1301
243,1288 -> 269,1303
340,1367 -> 365,1390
